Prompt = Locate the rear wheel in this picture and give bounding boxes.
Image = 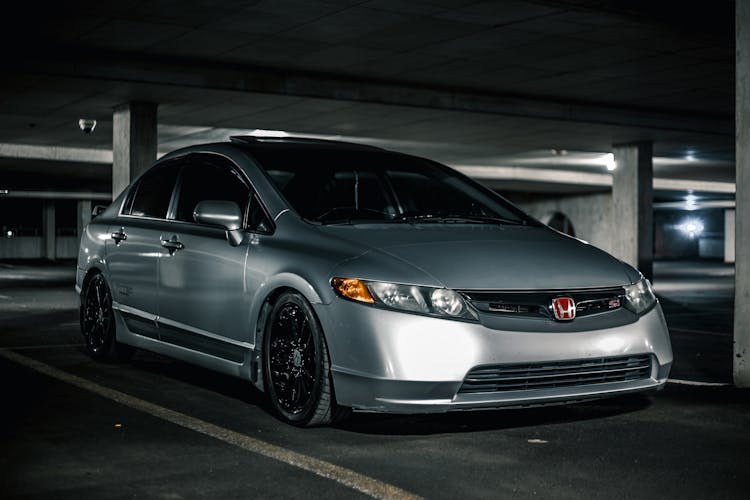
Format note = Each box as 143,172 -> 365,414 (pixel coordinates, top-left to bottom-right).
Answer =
263,292 -> 345,426
80,273 -> 135,361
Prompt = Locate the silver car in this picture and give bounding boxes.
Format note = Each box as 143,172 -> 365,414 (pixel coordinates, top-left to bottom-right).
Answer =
77,136 -> 673,426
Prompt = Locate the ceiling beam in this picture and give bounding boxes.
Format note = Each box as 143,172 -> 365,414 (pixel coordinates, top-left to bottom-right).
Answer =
456,165 -> 736,193
0,189 -> 111,200
0,143 -> 112,164
14,50 -> 731,138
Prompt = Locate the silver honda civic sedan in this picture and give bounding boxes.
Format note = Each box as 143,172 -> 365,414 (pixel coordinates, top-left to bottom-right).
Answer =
77,136 -> 673,426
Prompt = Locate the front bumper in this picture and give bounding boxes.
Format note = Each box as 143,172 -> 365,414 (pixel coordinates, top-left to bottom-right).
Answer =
314,300 -> 672,413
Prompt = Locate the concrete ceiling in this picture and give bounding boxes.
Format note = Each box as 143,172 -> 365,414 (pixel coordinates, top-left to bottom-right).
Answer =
0,0 -> 735,194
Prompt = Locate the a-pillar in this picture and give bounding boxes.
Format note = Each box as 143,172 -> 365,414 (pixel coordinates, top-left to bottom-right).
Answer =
734,0 -> 750,387
113,102 -> 157,199
611,142 -> 654,280
42,200 -> 55,260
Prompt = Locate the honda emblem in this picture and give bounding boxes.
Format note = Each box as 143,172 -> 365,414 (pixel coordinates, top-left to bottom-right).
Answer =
552,296 -> 576,321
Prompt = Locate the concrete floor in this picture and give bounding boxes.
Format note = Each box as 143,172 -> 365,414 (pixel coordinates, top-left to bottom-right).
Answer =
0,260 -> 747,499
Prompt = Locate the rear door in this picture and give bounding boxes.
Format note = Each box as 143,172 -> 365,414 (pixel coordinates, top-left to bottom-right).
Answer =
106,160 -> 182,337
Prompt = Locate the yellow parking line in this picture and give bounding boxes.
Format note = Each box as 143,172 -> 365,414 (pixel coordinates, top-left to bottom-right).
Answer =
0,348 -> 421,500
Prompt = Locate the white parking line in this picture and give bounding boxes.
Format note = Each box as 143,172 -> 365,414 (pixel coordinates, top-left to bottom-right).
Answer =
667,378 -> 730,387
0,348 -> 420,500
669,328 -> 731,337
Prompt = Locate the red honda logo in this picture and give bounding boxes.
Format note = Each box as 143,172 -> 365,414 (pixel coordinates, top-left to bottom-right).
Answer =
552,297 -> 576,321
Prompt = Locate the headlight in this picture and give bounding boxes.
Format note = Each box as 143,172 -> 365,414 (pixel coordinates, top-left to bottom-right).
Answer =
331,278 -> 478,321
623,277 -> 657,315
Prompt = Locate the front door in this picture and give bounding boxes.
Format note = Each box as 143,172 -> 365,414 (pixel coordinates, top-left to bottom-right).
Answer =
156,154 -> 253,361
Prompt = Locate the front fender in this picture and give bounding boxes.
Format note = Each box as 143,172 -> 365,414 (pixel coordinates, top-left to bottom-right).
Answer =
246,272 -> 327,390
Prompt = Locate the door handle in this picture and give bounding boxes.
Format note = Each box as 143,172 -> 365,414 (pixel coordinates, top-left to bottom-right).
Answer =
161,237 -> 185,255
111,229 -> 127,244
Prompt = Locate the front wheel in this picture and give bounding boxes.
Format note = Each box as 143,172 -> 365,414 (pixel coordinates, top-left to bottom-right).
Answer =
80,273 -> 135,361
263,292 -> 345,426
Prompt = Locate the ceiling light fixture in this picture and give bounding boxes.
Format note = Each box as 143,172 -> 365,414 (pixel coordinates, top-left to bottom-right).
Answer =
685,194 -> 698,210
604,153 -> 616,171
677,219 -> 704,239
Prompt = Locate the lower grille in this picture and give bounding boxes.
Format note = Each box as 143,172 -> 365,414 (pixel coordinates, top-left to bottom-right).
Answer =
458,355 -> 652,394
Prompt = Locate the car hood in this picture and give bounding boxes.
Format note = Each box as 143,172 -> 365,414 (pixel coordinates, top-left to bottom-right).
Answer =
321,224 -> 637,290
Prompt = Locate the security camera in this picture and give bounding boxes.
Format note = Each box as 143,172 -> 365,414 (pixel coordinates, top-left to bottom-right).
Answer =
78,119 -> 97,134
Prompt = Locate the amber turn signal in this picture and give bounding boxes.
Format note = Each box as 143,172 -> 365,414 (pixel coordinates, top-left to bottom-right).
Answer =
331,278 -> 375,304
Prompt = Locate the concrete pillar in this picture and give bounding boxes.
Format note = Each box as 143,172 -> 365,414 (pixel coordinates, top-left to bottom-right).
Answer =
42,200 -> 55,260
77,200 -> 92,240
735,0 -> 750,387
724,209 -> 735,264
611,142 -> 654,280
113,102 -> 157,199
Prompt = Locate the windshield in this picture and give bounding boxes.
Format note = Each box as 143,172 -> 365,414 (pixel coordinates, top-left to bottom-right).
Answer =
252,148 -> 532,225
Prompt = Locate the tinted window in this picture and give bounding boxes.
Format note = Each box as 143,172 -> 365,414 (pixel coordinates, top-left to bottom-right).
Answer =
253,149 -> 529,224
128,163 -> 181,218
387,170 -> 495,217
247,193 -> 273,233
175,155 -> 250,224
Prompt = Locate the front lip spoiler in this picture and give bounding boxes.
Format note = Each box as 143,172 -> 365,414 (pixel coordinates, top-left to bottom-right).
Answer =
352,377 -> 669,414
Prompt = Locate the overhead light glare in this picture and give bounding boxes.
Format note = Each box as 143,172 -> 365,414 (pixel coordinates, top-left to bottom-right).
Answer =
604,153 -> 616,171
677,219 -> 704,239
685,194 -> 698,210
248,129 -> 289,137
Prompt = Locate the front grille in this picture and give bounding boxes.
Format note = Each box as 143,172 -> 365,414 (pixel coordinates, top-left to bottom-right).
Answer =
460,287 -> 624,320
458,355 -> 652,394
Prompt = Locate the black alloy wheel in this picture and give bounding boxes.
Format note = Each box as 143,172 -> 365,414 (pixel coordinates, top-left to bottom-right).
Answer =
264,292 -> 342,426
80,273 -> 134,361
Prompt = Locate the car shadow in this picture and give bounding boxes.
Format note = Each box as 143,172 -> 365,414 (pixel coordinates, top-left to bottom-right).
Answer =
93,346 -> 750,439
113,348 -> 654,434
116,349 -> 272,410
335,393 -> 652,435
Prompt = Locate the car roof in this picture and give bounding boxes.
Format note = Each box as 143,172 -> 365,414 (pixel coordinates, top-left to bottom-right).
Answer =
156,136 -> 395,166
229,135 -> 385,152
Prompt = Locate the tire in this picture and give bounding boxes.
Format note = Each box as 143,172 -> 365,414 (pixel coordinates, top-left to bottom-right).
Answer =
80,273 -> 135,362
263,291 -> 346,426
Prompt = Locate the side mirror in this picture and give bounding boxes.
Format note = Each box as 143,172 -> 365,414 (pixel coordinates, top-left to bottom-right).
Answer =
92,205 -> 106,218
193,200 -> 244,246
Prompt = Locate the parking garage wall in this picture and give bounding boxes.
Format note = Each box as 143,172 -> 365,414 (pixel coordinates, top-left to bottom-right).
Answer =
509,192 -> 616,255
0,198 -> 80,259
510,193 -> 727,261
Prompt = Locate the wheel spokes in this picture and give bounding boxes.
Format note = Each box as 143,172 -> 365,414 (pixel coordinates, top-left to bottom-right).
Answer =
269,302 -> 318,414
82,276 -> 111,351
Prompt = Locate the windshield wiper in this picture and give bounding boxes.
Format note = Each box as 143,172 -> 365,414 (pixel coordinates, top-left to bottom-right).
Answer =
312,207 -> 393,225
395,213 -> 524,225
